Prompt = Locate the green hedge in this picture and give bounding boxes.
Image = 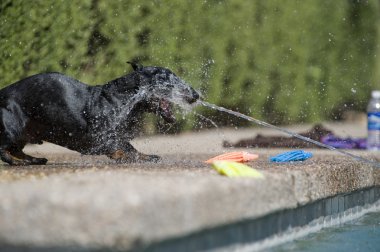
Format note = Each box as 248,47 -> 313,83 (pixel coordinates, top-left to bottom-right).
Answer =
1,0 -> 379,130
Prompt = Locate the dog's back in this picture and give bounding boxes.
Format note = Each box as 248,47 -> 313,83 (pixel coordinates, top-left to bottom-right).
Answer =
1,73 -> 90,110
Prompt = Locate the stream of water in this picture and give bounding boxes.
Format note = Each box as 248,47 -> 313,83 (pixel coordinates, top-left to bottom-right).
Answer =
199,101 -> 380,169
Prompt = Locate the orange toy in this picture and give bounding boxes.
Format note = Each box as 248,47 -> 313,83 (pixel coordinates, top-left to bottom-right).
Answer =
205,151 -> 259,164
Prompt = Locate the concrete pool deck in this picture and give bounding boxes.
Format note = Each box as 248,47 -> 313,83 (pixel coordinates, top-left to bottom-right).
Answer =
0,122 -> 379,251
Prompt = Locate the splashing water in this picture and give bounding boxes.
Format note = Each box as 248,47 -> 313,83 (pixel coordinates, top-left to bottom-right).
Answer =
199,101 -> 380,169
90,89 -> 149,153
89,80 -> 197,154
194,112 -> 219,129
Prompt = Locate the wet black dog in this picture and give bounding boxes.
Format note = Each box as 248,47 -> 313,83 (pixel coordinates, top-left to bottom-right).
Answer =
0,62 -> 199,165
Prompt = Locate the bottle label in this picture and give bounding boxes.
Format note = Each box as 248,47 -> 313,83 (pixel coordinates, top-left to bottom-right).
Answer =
368,112 -> 380,130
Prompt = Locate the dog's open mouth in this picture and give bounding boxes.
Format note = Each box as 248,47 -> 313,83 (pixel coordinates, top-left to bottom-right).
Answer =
157,90 -> 200,123
158,99 -> 176,123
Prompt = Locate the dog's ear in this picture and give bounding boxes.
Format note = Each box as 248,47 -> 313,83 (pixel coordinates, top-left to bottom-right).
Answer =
127,61 -> 143,71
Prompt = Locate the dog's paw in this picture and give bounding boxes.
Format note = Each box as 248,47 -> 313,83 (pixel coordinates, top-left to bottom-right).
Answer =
0,150 -> 48,166
31,157 -> 48,165
134,153 -> 161,163
146,154 -> 161,163
109,150 -> 161,163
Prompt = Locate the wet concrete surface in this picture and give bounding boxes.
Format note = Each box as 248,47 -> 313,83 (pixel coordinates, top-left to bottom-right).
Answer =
0,122 -> 379,250
0,122 -> 373,180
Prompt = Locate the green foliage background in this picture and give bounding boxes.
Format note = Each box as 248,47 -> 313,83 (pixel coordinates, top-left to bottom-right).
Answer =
1,0 -> 380,130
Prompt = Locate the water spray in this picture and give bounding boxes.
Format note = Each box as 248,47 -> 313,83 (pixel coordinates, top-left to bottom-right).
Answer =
199,100 -> 380,169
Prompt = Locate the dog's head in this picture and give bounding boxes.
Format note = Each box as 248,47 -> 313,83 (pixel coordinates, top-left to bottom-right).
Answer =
128,62 -> 200,123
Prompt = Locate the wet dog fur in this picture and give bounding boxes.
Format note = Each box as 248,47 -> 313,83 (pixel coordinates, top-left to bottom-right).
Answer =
0,62 -> 199,165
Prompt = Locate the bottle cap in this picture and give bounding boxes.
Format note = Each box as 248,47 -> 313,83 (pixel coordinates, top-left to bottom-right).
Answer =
371,90 -> 380,99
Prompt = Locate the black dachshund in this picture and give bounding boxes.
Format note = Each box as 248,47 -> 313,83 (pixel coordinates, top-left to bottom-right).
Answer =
0,62 -> 200,165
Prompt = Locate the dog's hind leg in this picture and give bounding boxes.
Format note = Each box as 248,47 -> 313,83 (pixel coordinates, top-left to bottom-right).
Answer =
0,104 -> 48,166
107,142 -> 161,163
0,145 -> 48,166
0,149 -> 25,166
10,146 -> 47,165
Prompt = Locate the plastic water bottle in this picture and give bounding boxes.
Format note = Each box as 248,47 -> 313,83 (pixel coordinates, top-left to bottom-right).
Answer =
367,90 -> 380,150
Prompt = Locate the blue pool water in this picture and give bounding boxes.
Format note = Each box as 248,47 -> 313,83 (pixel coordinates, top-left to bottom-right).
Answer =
271,211 -> 380,252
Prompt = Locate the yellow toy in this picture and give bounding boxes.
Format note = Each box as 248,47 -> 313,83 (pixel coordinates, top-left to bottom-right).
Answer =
211,161 -> 264,178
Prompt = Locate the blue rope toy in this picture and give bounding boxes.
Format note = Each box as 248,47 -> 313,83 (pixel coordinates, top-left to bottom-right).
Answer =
270,150 -> 313,162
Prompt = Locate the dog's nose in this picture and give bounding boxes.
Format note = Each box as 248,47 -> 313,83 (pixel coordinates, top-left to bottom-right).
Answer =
192,90 -> 200,100
186,89 -> 200,103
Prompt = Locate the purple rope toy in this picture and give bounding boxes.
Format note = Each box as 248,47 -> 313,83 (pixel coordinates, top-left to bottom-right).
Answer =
321,134 -> 366,149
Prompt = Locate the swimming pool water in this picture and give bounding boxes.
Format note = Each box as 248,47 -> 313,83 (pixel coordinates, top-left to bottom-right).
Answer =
271,211 -> 380,252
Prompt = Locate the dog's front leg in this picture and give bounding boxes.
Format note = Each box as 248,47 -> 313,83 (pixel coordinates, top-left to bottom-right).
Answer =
107,142 -> 161,163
